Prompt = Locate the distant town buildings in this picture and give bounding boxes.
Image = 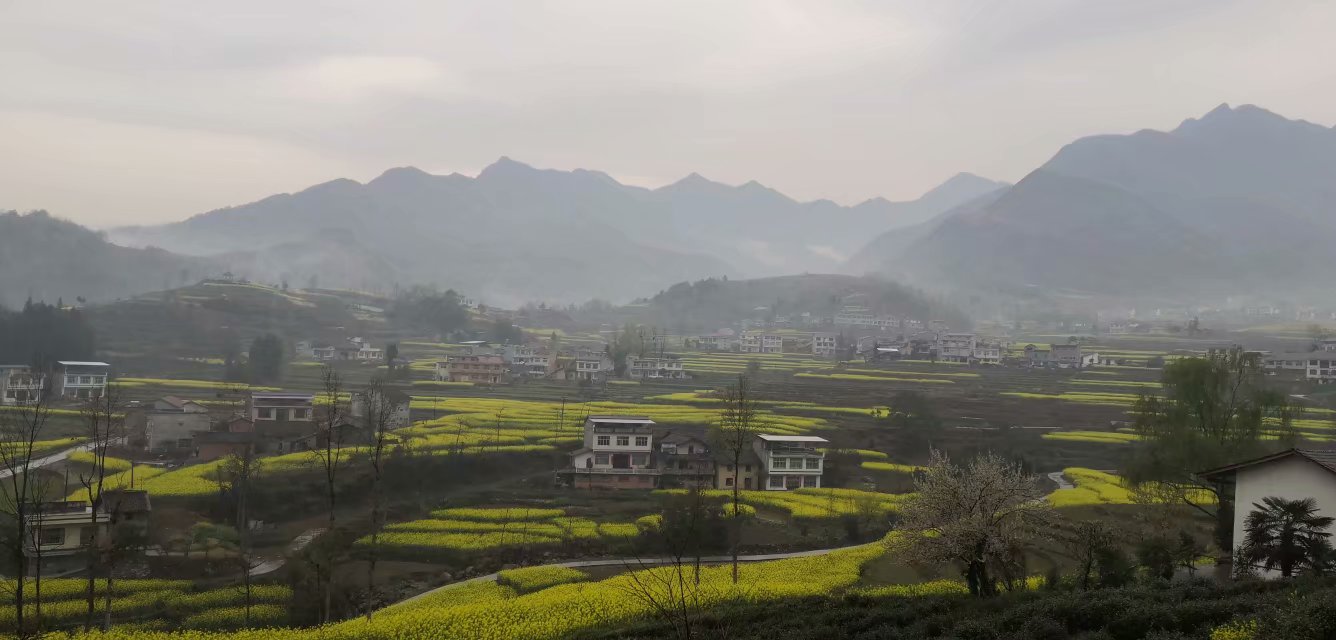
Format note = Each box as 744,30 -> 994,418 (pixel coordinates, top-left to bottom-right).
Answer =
0,365 -> 45,406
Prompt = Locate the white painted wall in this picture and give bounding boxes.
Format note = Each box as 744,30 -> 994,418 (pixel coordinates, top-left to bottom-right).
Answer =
1233,457 -> 1336,564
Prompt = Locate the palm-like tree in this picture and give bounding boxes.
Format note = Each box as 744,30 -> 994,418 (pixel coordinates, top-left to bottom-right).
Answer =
1241,496 -> 1335,577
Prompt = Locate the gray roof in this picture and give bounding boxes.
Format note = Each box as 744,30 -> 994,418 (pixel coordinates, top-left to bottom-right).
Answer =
1198,448 -> 1336,478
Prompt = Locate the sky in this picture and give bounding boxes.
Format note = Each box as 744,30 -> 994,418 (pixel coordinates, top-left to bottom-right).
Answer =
3,0 -> 1335,227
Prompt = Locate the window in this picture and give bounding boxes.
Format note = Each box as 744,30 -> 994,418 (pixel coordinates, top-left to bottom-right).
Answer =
39,527 -> 65,546
805,458 -> 820,470
635,436 -> 648,447
772,458 -> 787,470
616,436 -> 629,446
632,454 -> 649,466
725,464 -> 735,472
596,435 -> 610,446
259,408 -> 275,420
724,477 -> 735,487
661,443 -> 677,454
744,464 -> 752,472
93,376 -> 105,385
79,376 -> 91,384
768,476 -> 784,489
594,453 -> 610,466
744,478 -> 753,489
66,375 -> 77,385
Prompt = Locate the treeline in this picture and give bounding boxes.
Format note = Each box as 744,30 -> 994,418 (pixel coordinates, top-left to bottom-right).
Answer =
386,287 -> 523,344
0,299 -> 96,366
644,274 -> 971,333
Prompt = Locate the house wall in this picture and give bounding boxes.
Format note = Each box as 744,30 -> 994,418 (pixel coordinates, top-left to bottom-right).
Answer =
1233,457 -> 1336,572
145,411 -> 212,451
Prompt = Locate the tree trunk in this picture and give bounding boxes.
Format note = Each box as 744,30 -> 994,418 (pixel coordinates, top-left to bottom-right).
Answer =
731,453 -> 741,585
102,564 -> 113,631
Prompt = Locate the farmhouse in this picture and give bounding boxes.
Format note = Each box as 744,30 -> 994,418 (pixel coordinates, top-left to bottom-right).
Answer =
754,434 -> 828,490
0,364 -> 45,405
247,392 -> 314,422
972,342 -> 1003,365
1306,354 -> 1336,384
435,354 -> 506,384
1263,352 -> 1311,372
625,355 -> 687,379
697,332 -> 738,352
656,431 -> 716,488
53,361 -> 109,400
811,332 -> 838,357
715,450 -> 762,490
350,387 -> 412,429
1198,449 -> 1336,575
557,352 -> 614,382
740,331 -> 783,354
937,333 -> 977,363
313,337 -> 383,361
23,500 -> 111,574
565,416 -> 659,489
503,344 -> 554,377
130,395 -> 213,452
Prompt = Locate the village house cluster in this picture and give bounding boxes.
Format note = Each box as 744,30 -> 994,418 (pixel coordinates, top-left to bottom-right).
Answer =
557,415 -> 829,491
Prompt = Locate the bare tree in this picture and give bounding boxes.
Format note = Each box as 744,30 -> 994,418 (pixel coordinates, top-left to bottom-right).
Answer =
0,393 -> 53,639
78,386 -> 121,631
619,486 -> 719,640
893,450 -> 1054,597
218,449 -> 262,627
359,377 -> 398,621
714,373 -> 761,584
310,366 -> 347,623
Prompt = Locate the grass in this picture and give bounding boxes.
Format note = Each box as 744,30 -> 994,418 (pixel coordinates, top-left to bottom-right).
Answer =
860,461 -> 924,474
111,377 -> 280,392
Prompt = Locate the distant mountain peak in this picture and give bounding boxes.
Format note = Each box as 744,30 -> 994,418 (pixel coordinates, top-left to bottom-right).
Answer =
1174,102 -> 1314,136
477,156 -> 538,180
369,166 -> 432,186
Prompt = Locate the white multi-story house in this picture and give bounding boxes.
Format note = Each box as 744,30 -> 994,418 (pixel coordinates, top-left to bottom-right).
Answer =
0,365 -> 46,405
314,338 -> 383,362
625,355 -> 687,379
937,333 -> 977,363
697,333 -> 738,352
833,307 -> 901,330
1307,354 -> 1336,384
566,416 -> 659,489
503,345 -> 553,377
812,332 -> 838,357
740,332 -> 783,354
753,434 -> 828,490
568,354 -> 613,382
54,361 -> 109,401
1263,353 -> 1311,372
972,342 -> 1002,365
435,354 -> 507,383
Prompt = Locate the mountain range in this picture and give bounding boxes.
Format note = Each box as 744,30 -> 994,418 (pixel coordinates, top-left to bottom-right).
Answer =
107,159 -> 1004,304
7,102 -> 1334,308
851,103 -> 1336,297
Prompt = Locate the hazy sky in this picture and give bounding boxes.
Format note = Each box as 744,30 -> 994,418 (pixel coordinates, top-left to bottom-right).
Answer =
3,0 -> 1335,227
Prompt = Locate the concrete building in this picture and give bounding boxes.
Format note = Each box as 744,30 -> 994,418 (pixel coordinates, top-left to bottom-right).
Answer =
53,361 -> 109,401
740,332 -> 783,354
247,392 -> 314,422
350,388 -> 412,429
812,332 -> 839,357
0,365 -> 45,406
1199,449 -> 1336,576
1263,352 -> 1312,372
625,355 -> 687,379
135,396 -> 213,452
754,434 -> 828,490
937,333 -> 977,363
565,416 -> 659,489
1307,354 -> 1336,384
435,354 -> 506,384
656,431 -> 716,489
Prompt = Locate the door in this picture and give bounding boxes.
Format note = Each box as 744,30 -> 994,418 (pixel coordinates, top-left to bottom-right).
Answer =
612,453 -> 631,469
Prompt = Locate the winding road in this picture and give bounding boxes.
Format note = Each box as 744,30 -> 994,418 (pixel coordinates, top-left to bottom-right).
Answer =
388,543 -> 868,610
0,440 -> 107,479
